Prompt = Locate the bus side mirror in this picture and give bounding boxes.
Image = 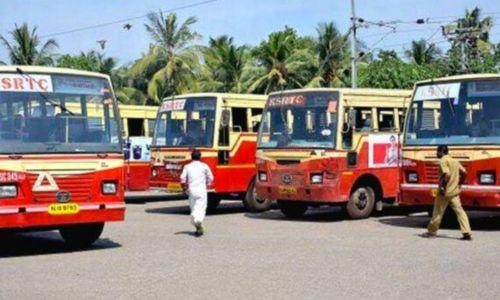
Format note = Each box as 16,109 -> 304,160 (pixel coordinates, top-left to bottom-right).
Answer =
348,109 -> 356,129
221,109 -> 230,127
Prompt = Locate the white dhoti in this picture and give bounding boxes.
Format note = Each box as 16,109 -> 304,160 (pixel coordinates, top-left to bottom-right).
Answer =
189,190 -> 207,226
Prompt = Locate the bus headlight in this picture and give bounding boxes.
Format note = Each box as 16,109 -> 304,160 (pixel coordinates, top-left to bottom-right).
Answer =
407,172 -> 418,183
152,169 -> 158,178
258,172 -> 267,182
102,182 -> 117,195
479,172 -> 495,185
0,185 -> 17,198
310,173 -> 323,184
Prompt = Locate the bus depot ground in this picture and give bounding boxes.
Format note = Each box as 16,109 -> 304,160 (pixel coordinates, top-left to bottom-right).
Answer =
1,196 -> 499,299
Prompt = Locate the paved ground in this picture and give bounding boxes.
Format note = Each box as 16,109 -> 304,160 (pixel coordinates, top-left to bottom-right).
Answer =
1,198 -> 499,299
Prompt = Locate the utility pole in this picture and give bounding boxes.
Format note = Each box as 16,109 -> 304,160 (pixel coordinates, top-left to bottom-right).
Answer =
350,0 -> 357,88
460,40 -> 466,72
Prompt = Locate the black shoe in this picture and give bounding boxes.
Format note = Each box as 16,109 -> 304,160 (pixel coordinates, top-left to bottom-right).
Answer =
194,223 -> 204,237
420,232 -> 437,238
460,233 -> 472,241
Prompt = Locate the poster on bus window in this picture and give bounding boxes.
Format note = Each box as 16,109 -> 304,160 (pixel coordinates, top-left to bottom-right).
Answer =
368,134 -> 400,168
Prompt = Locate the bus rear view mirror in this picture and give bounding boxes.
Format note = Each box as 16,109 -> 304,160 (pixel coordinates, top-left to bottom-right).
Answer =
348,109 -> 356,129
221,109 -> 230,127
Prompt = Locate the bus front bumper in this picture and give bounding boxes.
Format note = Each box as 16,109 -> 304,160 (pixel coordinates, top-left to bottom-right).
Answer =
0,202 -> 125,229
256,181 -> 344,204
400,184 -> 500,208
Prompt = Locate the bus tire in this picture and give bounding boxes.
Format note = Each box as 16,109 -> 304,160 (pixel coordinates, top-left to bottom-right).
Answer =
207,194 -> 221,213
278,200 -> 308,218
59,223 -> 104,248
243,180 -> 272,212
346,186 -> 375,219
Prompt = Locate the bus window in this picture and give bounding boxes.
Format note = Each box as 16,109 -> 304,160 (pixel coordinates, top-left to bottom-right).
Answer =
128,118 -> 145,136
231,107 -> 248,132
351,107 -> 372,132
378,109 -> 395,132
147,119 -> 156,137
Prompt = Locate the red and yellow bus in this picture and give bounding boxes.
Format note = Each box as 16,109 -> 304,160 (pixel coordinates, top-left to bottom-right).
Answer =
400,74 -> 500,210
0,66 -> 125,247
150,93 -> 266,211
255,88 -> 412,218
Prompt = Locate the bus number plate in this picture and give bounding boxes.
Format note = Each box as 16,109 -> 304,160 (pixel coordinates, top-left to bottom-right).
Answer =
48,203 -> 80,216
279,186 -> 297,195
167,183 -> 183,192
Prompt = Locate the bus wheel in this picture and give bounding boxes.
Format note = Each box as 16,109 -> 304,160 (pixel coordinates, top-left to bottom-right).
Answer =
207,194 -> 221,214
243,180 -> 272,212
347,186 -> 375,219
278,200 -> 308,218
59,223 -> 104,248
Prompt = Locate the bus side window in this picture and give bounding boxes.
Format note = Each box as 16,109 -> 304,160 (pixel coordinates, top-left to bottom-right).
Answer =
351,107 -> 372,132
378,108 -> 395,132
231,107 -> 248,132
251,108 -> 263,132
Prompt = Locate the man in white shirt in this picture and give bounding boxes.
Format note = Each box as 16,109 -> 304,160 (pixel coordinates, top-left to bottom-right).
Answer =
180,149 -> 214,236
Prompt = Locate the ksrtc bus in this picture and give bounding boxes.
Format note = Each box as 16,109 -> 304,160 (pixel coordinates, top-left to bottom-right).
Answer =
0,66 -> 125,247
255,88 -> 412,218
150,93 -> 266,211
400,74 -> 500,210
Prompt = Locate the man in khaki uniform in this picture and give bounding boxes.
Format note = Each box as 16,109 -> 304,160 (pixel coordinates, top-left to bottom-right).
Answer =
423,145 -> 472,240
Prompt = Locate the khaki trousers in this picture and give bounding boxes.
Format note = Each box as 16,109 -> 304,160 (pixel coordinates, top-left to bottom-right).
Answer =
427,195 -> 471,234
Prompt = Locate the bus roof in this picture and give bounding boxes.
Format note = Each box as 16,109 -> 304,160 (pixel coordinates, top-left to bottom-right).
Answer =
163,93 -> 266,103
415,73 -> 500,85
0,65 -> 111,80
268,88 -> 412,97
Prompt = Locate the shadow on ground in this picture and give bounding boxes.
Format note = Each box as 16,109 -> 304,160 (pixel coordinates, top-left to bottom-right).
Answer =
245,205 -> 416,223
126,194 -> 186,205
145,201 -> 247,216
379,211 -> 500,231
0,231 -> 121,258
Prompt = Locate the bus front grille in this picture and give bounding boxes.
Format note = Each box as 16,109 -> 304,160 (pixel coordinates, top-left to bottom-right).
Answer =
27,173 -> 95,203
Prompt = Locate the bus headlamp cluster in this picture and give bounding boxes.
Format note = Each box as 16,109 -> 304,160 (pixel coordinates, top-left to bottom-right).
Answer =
102,182 -> 117,195
407,172 -> 418,183
479,172 -> 495,185
0,185 -> 17,198
258,172 -> 267,182
310,174 -> 323,184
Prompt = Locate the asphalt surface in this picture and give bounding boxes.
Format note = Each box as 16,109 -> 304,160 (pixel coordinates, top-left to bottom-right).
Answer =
1,198 -> 499,299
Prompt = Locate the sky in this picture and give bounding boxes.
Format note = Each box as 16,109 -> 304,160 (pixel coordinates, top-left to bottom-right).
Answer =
0,0 -> 499,66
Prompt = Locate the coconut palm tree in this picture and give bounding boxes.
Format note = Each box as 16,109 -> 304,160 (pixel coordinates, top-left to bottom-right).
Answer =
312,22 -> 349,87
129,12 -> 201,104
0,23 -> 58,65
202,35 -> 247,92
405,39 -> 441,65
249,28 -> 316,94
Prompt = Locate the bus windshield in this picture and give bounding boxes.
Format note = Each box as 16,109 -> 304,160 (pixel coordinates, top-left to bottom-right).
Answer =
153,97 -> 216,148
258,91 -> 339,149
406,79 -> 500,146
0,72 -> 121,154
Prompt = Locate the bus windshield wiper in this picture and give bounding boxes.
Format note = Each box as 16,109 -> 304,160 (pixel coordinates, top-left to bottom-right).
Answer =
15,67 -> 75,116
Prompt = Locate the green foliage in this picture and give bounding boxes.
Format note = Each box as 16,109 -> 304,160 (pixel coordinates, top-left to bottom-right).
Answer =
57,50 -> 116,75
249,27 -> 317,93
201,35 -> 247,93
0,23 -> 58,65
359,58 -> 445,89
313,22 -> 349,87
405,39 -> 441,65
